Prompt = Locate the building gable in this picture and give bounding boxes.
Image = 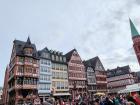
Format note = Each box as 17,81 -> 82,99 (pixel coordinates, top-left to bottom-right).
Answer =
65,49 -> 83,64
95,58 -> 105,71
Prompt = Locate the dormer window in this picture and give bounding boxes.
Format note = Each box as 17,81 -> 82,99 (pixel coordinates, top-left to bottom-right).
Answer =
60,56 -> 62,62
63,57 -> 66,62
56,56 -> 59,61
42,52 -> 49,58
116,70 -> 122,75
52,55 -> 55,60
23,37 -> 34,56
18,57 -> 24,63
24,48 -> 33,56
87,67 -> 93,71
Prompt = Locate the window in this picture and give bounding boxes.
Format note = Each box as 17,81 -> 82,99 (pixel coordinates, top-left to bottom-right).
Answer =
25,58 -> 32,63
52,55 -> 55,60
40,74 -> 51,81
48,75 -> 50,81
60,56 -> 62,61
18,66 -> 24,73
57,82 -> 61,89
63,57 -> 66,62
65,82 -> 68,89
33,78 -> 37,85
48,67 -> 50,72
17,77 -> 22,85
42,52 -> 49,58
33,68 -> 36,74
64,65 -> 67,71
46,84 -> 50,90
26,67 -> 32,73
61,82 -> 64,89
41,59 -> 47,65
18,57 -> 24,63
24,48 -> 33,55
52,64 -> 55,69
55,72 -> 59,79
56,56 -> 59,61
64,73 -> 68,79
52,72 -> 55,79
52,82 -> 55,87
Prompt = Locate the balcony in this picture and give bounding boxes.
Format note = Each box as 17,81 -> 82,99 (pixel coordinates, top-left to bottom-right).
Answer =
15,72 -> 38,78
16,62 -> 24,65
24,62 -> 39,67
69,85 -> 86,89
16,94 -> 37,99
24,62 -> 33,66
9,84 -> 37,92
22,84 -> 37,89
15,72 -> 24,76
23,72 -> 38,78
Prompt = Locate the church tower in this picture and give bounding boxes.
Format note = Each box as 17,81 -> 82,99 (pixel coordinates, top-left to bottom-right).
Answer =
130,19 -> 140,65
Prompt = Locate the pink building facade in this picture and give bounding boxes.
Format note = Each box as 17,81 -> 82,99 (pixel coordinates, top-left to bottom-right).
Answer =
65,49 -> 87,99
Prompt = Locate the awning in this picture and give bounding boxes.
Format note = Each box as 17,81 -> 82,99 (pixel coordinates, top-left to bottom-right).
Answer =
53,93 -> 71,96
118,88 -> 140,93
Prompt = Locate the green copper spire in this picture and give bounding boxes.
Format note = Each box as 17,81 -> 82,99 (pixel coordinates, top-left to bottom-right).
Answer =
129,18 -> 139,37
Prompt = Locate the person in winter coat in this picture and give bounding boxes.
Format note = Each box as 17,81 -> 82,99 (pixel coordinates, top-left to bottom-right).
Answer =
113,97 -> 121,105
104,97 -> 115,105
126,95 -> 137,105
133,93 -> 140,105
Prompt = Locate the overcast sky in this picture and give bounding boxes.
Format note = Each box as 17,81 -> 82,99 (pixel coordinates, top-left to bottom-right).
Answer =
0,0 -> 140,86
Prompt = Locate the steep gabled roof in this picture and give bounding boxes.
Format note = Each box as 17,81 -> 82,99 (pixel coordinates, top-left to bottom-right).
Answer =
83,56 -> 100,70
38,47 -> 49,55
107,65 -> 131,78
65,49 -> 77,62
38,47 -> 51,59
13,38 -> 38,58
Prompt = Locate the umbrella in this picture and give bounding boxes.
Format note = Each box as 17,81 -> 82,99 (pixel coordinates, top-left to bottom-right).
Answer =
94,92 -> 105,96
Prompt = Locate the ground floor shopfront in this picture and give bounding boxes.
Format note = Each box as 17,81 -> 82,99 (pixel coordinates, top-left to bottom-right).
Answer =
39,93 -> 51,103
69,87 -> 87,99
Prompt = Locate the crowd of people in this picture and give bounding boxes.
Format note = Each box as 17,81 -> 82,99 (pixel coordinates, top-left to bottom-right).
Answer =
41,92 -> 140,105
72,92 -> 140,105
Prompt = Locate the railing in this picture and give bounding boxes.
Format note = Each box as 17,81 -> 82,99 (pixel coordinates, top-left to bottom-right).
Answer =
22,84 -> 37,89
15,72 -> 38,77
9,84 -> 37,91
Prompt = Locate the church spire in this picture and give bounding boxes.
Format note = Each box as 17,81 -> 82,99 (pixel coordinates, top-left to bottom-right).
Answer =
129,18 -> 139,37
